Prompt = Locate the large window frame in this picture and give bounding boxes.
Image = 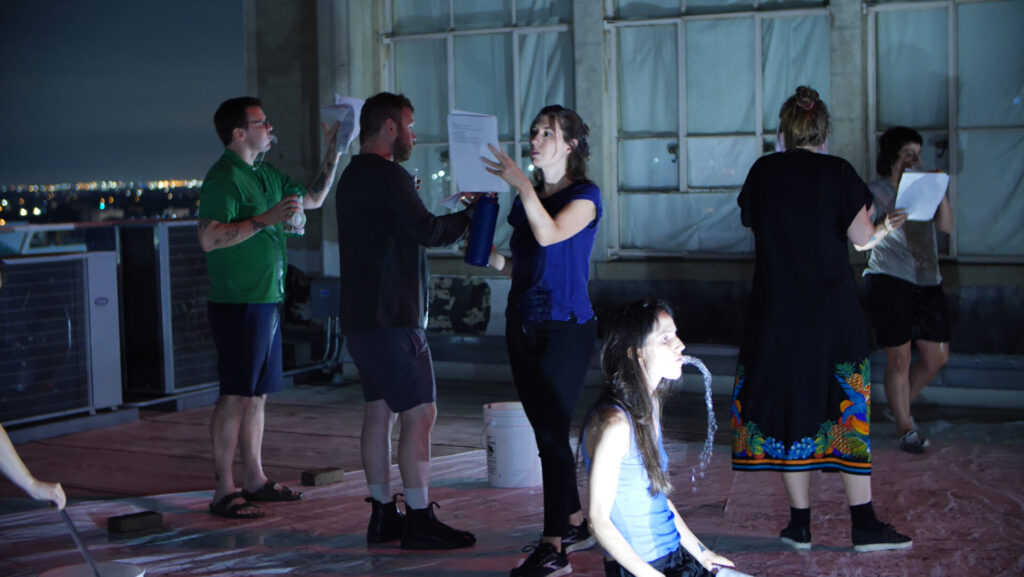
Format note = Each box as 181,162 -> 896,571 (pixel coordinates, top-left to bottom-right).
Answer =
867,0 -> 1024,262
604,2 -> 830,258
383,0 -> 573,255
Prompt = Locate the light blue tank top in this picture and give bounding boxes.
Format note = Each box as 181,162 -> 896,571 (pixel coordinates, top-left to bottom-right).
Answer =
583,408 -> 680,562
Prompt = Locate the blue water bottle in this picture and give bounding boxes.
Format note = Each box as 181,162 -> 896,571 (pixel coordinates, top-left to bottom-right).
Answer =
464,194 -> 499,267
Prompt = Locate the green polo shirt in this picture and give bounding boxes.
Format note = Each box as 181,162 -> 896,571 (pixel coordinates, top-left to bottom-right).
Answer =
199,149 -> 306,304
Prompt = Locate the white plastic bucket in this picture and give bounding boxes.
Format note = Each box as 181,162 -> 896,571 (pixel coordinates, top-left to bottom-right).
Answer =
482,402 -> 542,488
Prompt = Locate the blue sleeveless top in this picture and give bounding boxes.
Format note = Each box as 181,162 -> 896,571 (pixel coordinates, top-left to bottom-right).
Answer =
583,408 -> 680,562
506,181 -> 601,324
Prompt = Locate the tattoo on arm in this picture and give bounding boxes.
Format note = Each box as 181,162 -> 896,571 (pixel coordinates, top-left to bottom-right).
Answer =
311,172 -> 328,194
225,223 -> 241,242
251,218 -> 267,232
198,219 -> 212,230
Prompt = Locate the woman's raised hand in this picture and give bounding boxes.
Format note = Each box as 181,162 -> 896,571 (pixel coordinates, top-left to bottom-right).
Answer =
482,144 -> 532,191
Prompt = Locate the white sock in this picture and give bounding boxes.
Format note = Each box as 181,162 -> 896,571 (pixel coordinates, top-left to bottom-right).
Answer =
368,484 -> 390,504
404,487 -> 429,510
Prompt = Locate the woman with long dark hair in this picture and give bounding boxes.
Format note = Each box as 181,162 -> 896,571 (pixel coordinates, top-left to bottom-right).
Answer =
483,105 -> 601,577
731,86 -> 912,552
582,299 -> 734,577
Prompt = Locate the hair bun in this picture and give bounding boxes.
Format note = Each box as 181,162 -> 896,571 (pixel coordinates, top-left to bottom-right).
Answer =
795,86 -> 819,110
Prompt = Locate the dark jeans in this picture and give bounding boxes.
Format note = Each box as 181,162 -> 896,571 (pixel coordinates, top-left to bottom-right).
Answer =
506,317 -> 597,538
604,547 -> 712,577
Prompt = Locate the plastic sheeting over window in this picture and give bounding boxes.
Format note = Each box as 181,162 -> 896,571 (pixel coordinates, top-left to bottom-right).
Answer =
956,0 -> 1024,257
394,0 -> 570,31
762,15 -> 830,132
873,0 -> 1024,258
620,192 -> 753,252
877,8 -> 948,130
687,137 -> 758,188
958,130 -> 1024,256
618,25 -> 678,136
614,12 -> 829,253
519,32 -> 575,138
455,34 -> 515,140
957,1 -> 1024,128
395,40 -> 448,142
686,19 -> 755,134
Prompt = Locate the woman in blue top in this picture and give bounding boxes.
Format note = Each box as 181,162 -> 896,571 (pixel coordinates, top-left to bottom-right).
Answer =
582,299 -> 734,577
483,105 -> 601,577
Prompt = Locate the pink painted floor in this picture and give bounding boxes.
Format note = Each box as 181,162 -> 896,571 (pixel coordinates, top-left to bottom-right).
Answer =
1,380 -> 1022,576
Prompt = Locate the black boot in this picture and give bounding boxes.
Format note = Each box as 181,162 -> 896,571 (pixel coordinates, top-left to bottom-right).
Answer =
366,494 -> 405,544
400,501 -> 476,550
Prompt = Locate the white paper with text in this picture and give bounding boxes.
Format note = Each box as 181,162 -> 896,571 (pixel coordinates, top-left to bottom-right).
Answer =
447,110 -> 508,194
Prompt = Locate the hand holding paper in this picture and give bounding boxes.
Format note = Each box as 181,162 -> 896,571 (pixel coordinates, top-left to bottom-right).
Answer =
895,172 -> 949,221
321,96 -> 364,155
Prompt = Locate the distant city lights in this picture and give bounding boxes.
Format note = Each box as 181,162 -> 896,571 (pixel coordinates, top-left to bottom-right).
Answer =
0,178 -> 204,226
0,179 -> 202,194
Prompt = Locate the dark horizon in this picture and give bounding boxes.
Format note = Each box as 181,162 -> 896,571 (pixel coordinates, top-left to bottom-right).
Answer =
0,1 -> 245,185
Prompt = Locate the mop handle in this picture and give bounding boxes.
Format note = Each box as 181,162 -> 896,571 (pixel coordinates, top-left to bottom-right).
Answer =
59,509 -> 103,577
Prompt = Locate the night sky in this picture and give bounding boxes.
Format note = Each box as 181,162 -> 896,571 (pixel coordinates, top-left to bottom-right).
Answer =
0,0 -> 244,185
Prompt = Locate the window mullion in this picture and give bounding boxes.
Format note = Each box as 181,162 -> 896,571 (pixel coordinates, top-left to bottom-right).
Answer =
948,2 -> 959,259
754,14 -> 763,153
447,34 -> 456,203
608,25 -> 621,256
867,9 -> 878,174
678,20 -> 687,193
513,30 -> 522,169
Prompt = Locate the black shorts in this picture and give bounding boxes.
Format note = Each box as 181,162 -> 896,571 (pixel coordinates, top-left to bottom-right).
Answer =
864,273 -> 951,348
208,302 -> 284,397
345,327 -> 436,413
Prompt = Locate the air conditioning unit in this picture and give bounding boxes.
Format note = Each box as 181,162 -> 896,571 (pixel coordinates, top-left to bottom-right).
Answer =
0,252 -> 122,426
120,221 -> 218,399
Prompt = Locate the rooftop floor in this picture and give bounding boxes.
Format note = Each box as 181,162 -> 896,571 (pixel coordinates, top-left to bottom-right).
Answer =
1,377 -> 1022,576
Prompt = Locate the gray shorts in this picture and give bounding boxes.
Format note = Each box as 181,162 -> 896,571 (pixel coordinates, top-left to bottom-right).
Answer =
345,327 -> 436,412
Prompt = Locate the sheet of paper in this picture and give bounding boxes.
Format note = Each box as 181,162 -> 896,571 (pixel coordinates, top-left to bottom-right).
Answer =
447,110 -> 508,194
895,172 -> 949,221
321,95 -> 364,154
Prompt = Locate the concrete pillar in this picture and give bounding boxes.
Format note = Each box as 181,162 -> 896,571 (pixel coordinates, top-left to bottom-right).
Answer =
315,0 -> 387,276
829,0 -> 869,178
243,0 -> 324,259
573,0 -> 610,262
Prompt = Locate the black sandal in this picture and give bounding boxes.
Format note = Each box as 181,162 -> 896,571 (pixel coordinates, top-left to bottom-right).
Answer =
209,492 -> 265,519
242,481 -> 302,502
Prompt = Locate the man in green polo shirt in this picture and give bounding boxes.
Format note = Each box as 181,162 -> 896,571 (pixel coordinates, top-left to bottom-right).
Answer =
198,96 -> 341,519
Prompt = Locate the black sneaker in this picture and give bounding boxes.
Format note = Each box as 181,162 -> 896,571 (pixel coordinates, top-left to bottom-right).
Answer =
365,494 -> 405,544
400,501 -> 476,550
510,542 -> 571,577
852,523 -> 913,552
562,521 -> 596,554
779,523 -> 812,550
